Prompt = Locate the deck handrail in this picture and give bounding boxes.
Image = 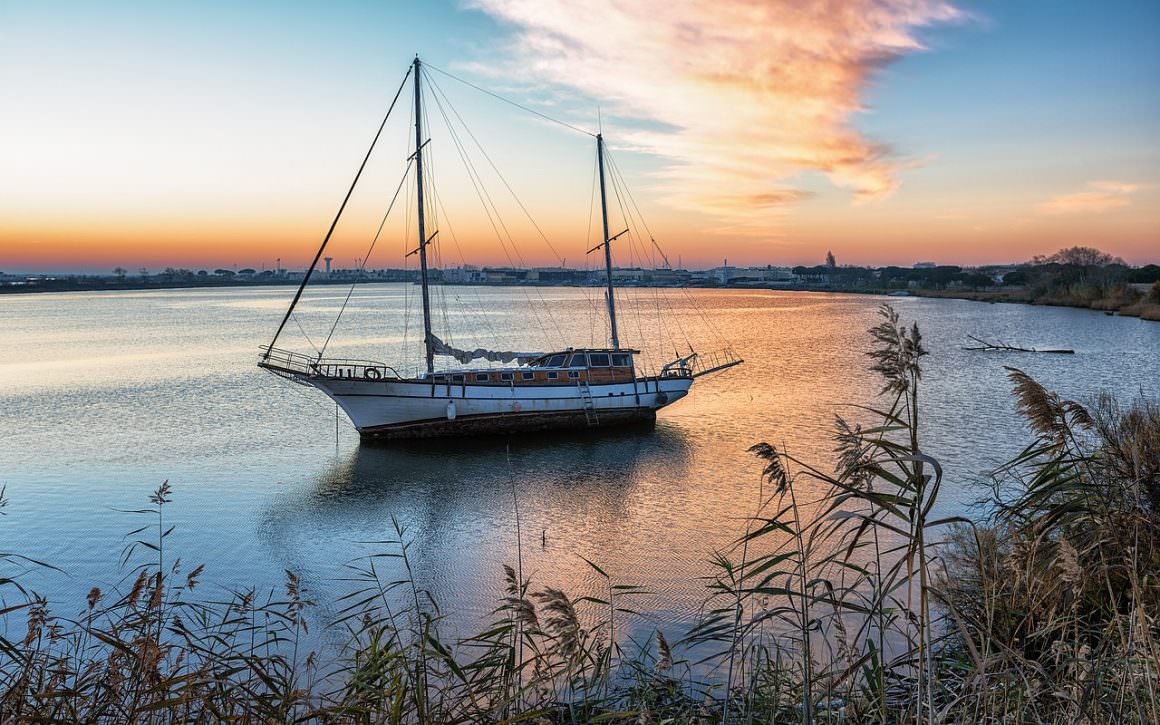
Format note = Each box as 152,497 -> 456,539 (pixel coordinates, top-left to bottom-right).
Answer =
688,348 -> 744,378
258,346 -> 402,381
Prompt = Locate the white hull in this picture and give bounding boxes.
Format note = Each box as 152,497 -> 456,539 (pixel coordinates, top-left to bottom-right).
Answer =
303,375 -> 693,438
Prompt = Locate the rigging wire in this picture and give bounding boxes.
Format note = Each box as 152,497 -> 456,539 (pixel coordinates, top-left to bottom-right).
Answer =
430,190 -> 504,348
604,150 -> 671,268
605,150 -> 688,355
294,316 -> 320,355
282,60 -> 738,375
424,63 -> 596,139
418,78 -> 456,354
402,100 -> 416,375
266,64 -> 412,355
266,59 -> 741,379
421,71 -> 561,352
605,147 -> 696,357
603,144 -> 735,356
603,161 -> 655,373
318,159 -> 414,358
424,70 -> 568,267
418,75 -> 512,361
423,67 -> 567,348
584,151 -> 601,347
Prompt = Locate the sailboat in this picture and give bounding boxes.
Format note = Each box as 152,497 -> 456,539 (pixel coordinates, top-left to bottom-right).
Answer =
259,57 -> 742,439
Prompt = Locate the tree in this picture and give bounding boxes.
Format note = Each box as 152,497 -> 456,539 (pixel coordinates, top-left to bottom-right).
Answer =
113,267 -> 127,280
963,273 -> 995,289
1002,269 -> 1028,286
1031,246 -> 1125,267
1127,264 -> 1160,284
825,250 -> 836,268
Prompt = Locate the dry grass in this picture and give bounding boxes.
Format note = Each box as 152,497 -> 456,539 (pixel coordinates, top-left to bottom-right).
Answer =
1119,301 -> 1160,321
916,278 -> 1160,321
2,305 -> 1156,722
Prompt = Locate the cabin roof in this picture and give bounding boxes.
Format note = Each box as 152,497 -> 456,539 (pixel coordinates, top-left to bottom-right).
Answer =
537,348 -> 641,355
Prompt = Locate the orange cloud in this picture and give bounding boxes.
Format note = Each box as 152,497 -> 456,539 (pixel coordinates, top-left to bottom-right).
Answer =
468,0 -> 961,229
1037,180 -> 1140,215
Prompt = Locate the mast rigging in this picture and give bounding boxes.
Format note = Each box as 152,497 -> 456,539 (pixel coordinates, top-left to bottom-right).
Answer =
596,133 -> 620,349
257,56 -> 744,440
413,56 -> 436,375
262,66 -> 411,359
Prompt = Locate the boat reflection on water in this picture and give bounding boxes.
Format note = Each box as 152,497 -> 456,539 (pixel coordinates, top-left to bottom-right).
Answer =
313,419 -> 690,502
260,422 -> 695,631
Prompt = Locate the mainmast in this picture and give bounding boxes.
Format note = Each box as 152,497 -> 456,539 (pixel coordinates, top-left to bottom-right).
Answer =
596,133 -> 620,349
413,56 -> 435,375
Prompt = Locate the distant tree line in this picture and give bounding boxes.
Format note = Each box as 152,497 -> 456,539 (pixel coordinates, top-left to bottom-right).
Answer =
790,263 -> 997,290
793,246 -> 1159,293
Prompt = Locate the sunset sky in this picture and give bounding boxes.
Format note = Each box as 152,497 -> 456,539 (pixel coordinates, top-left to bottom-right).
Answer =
1,0 -> 1157,273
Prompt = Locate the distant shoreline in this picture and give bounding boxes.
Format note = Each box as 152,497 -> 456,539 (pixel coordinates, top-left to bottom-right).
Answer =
906,286 -> 1160,321
0,277 -> 364,295
4,276 -> 1157,321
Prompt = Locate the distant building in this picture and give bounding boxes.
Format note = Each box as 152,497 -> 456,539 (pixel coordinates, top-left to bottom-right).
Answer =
611,268 -> 648,283
914,262 -> 937,269
480,267 -> 529,284
709,265 -> 796,285
443,265 -> 483,284
528,267 -> 586,284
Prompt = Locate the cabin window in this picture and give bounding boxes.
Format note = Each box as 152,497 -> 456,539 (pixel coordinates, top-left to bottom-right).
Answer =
568,371 -> 580,379
570,353 -> 588,367
451,374 -> 465,383
589,353 -> 611,367
547,354 -> 567,367
433,374 -> 447,382
546,371 -> 558,380
611,353 -> 630,367
521,371 -> 535,381
475,373 -> 490,382
500,372 -> 514,382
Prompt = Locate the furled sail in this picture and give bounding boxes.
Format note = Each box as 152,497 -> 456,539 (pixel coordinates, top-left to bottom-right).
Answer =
429,334 -> 542,365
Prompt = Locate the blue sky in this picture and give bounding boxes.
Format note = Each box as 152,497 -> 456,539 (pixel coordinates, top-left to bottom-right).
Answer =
1,0 -> 1156,271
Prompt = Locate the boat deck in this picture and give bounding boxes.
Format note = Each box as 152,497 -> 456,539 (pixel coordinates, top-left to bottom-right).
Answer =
257,346 -> 723,387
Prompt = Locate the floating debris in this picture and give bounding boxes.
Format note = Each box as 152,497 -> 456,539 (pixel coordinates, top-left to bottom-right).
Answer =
963,335 -> 1074,354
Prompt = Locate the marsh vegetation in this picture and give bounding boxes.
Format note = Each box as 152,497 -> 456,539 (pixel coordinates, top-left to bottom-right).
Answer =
2,306 -> 1156,722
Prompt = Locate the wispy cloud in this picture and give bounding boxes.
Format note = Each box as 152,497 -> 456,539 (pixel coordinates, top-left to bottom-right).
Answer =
467,0 -> 961,229
1037,180 -> 1140,215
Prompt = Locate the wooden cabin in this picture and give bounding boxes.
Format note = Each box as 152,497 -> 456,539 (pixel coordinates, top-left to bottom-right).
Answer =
428,348 -> 641,386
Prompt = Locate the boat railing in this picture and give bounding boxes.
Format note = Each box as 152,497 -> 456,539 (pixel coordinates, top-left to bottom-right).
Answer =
688,348 -> 744,379
660,352 -> 697,378
258,346 -> 402,381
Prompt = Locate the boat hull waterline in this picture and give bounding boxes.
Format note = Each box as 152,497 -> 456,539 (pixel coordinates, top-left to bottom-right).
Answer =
296,375 -> 693,439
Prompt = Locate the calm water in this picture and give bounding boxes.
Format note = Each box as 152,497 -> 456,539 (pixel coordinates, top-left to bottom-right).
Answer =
1,285 -> 1157,642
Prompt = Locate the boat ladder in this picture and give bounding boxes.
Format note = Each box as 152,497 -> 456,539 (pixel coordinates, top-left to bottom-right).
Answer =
577,380 -> 598,426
